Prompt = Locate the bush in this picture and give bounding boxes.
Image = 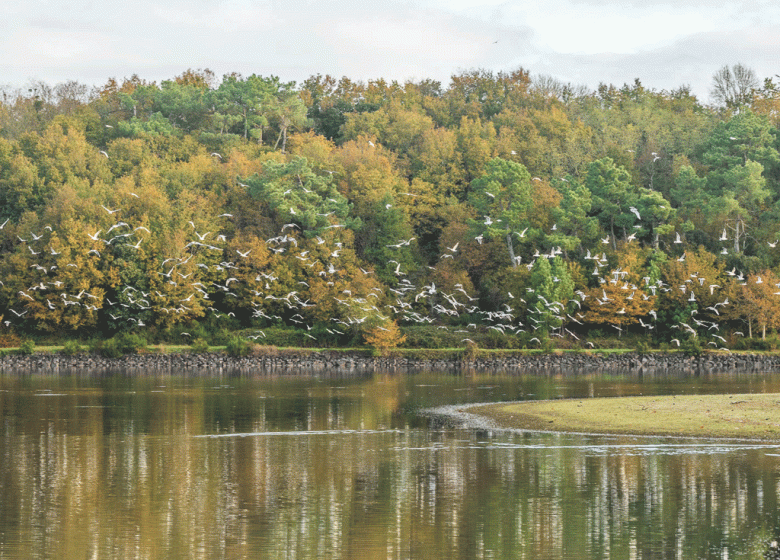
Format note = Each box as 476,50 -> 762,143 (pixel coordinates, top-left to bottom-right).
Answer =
460,340 -> 479,361
115,332 -> 148,354
190,338 -> 210,353
90,332 -> 147,358
732,336 -> 777,351
94,338 -> 121,358
0,333 -> 22,348
224,335 -> 251,357
540,337 -> 555,354
634,338 -> 652,356
681,336 -> 703,357
17,340 -> 35,355
61,340 -> 84,356
363,320 -> 406,357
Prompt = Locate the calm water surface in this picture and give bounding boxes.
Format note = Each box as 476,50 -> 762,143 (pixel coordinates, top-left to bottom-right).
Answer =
3,369 -> 780,559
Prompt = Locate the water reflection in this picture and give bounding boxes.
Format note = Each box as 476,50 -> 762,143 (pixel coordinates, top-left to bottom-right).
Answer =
1,371 -> 780,559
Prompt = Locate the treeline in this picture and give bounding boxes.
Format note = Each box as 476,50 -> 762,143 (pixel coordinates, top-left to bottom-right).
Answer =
2,65 -> 780,350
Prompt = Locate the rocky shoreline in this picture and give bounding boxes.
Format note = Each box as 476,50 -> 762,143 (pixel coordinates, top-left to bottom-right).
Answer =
3,350 -> 780,375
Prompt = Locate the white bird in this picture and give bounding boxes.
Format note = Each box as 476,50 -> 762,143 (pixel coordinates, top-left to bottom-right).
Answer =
674,232 -> 682,244
0,218 -> 8,229
99,150 -> 109,158
629,206 -> 641,220
101,205 -> 120,215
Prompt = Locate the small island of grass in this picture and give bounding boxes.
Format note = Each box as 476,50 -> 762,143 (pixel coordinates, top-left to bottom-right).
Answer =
468,394 -> 780,439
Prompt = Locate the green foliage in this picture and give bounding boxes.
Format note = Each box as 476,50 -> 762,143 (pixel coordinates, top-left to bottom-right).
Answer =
17,339 -> 35,355
190,338 -> 210,353
61,340 -> 84,356
680,336 -> 703,357
4,69 -> 780,353
90,338 -> 116,358
224,335 -> 251,357
468,157 -> 532,267
459,340 -> 479,361
115,332 -> 148,354
634,338 -> 652,356
91,333 -> 147,357
733,335 -> 780,352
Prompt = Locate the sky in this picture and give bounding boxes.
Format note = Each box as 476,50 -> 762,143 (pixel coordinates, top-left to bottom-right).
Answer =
2,0 -> 779,103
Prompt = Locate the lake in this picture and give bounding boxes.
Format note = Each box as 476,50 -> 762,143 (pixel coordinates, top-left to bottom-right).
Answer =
2,369 -> 780,559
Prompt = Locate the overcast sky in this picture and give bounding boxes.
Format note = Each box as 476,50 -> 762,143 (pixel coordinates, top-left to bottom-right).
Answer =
3,0 -> 778,103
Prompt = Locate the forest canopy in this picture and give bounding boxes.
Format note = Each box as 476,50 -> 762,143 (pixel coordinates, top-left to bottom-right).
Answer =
2,65 -> 780,350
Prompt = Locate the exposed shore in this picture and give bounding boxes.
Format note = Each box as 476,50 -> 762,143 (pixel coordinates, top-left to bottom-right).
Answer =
465,394 -> 780,440
4,348 -> 780,374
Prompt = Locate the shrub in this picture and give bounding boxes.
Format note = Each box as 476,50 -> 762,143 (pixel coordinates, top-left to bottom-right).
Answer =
0,333 -> 22,348
634,338 -> 652,356
460,340 -> 479,361
224,335 -> 251,357
115,332 -> 148,354
61,340 -> 84,356
17,340 -> 35,355
363,320 -> 406,357
95,338 -> 122,358
681,336 -> 703,357
190,338 -> 210,353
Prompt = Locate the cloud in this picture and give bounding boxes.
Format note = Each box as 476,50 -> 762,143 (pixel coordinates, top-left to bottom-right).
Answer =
0,0 -> 778,101
527,24 -> 780,101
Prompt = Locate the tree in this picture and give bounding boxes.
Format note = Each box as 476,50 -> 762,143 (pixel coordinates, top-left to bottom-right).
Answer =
585,157 -> 636,249
739,270 -> 780,339
243,156 -> 355,236
209,74 -> 288,142
710,64 -> 759,111
468,157 -> 532,268
271,90 -> 308,153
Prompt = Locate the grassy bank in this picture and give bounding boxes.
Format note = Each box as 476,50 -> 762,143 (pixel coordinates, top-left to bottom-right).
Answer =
469,394 -> 780,439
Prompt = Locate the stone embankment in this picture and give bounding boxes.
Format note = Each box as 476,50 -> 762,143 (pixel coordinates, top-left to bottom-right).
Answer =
2,350 -> 780,374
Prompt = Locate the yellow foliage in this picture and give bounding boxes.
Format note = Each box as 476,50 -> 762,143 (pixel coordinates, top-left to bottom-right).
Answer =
363,320 -> 406,355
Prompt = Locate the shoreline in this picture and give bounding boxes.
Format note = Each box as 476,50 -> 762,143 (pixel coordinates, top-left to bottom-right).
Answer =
461,394 -> 780,440
4,348 -> 780,374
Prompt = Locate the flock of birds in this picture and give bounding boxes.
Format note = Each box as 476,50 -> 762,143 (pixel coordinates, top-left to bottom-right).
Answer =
0,176 -> 775,351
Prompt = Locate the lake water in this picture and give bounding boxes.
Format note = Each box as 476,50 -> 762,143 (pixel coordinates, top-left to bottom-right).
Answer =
2,369 -> 780,559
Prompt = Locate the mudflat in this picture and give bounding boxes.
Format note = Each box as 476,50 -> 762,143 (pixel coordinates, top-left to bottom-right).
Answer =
468,394 -> 780,439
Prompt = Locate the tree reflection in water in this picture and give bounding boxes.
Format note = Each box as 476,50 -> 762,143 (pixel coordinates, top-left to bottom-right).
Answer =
1,370 -> 780,559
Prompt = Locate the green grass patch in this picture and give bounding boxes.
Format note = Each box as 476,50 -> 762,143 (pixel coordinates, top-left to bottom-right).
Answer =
469,394 -> 780,440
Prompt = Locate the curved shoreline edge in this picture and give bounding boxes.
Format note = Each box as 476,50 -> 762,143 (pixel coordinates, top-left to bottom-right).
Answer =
457,394 -> 780,441
3,349 -> 780,374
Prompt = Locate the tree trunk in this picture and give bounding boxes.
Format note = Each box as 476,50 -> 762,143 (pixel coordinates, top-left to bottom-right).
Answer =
506,233 -> 518,268
610,217 -> 616,251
